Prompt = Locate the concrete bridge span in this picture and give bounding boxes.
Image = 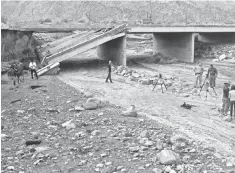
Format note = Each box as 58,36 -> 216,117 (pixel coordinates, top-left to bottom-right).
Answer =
3,25 -> 234,75
128,26 -> 235,63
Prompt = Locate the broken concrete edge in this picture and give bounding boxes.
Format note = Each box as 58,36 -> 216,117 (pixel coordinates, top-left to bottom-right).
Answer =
45,24 -> 127,62
37,62 -> 60,76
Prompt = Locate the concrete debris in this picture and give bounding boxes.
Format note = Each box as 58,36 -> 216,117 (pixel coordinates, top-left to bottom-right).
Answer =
157,150 -> 181,165
82,102 -> 98,110
121,105 -> 137,117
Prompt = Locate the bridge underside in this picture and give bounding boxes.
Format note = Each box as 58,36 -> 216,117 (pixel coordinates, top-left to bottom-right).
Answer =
198,33 -> 235,43
153,33 -> 195,63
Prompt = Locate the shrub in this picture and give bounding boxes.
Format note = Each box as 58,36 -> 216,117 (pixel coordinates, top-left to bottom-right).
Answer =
62,19 -> 69,23
1,15 -> 8,24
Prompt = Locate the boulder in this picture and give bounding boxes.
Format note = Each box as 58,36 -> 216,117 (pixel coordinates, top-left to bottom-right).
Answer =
83,102 -> 98,110
132,73 -> 140,78
170,134 -> 189,144
152,168 -> 162,173
62,120 -> 76,130
223,116 -> 232,122
74,106 -> 85,111
140,130 -> 150,138
129,146 -> 139,152
219,54 -> 226,61
86,98 -> 101,105
122,111 -> 137,117
121,105 -> 137,117
157,150 -> 180,165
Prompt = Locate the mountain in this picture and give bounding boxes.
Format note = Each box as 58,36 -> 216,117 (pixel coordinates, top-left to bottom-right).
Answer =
2,1 -> 235,26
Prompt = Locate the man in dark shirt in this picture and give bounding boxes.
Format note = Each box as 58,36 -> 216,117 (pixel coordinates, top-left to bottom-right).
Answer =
207,64 -> 218,88
105,61 -> 113,83
222,82 -> 230,116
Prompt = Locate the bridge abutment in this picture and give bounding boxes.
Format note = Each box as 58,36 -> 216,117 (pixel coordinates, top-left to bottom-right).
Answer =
153,33 -> 195,63
97,36 -> 126,66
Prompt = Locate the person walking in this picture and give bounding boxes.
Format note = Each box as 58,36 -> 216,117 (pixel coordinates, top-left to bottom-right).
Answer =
105,61 -> 113,83
221,82 -> 230,116
194,62 -> 204,88
229,85 -> 235,119
29,59 -> 38,79
207,64 -> 218,88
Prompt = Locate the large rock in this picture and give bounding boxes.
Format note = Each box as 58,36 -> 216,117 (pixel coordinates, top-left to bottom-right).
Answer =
129,146 -> 139,152
170,134 -> 189,144
152,168 -> 162,173
132,73 -> 140,78
83,102 -> 98,110
86,98 -> 101,105
157,150 -> 180,165
121,105 -> 137,117
122,111 -> 137,117
140,130 -> 150,138
223,116 -> 232,122
219,54 -> 226,61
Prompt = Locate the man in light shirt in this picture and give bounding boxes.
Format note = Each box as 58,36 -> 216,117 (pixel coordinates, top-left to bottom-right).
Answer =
194,62 -> 204,87
29,59 -> 38,79
229,85 -> 235,119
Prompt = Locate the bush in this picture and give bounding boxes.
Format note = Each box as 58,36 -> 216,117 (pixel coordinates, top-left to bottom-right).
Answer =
39,18 -> 52,24
44,18 -> 52,23
62,19 -> 69,23
1,15 -> 8,24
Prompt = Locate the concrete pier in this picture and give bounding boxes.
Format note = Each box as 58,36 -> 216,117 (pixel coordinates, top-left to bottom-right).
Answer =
153,33 -> 195,63
98,36 -> 126,66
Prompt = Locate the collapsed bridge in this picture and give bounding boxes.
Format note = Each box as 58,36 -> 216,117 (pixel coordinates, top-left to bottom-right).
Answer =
30,24 -> 235,75
36,24 -> 127,75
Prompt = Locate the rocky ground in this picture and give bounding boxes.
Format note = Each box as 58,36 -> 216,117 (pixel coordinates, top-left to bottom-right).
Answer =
2,67 -> 235,173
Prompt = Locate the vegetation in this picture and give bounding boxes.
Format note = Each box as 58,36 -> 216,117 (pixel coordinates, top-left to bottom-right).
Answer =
2,1 -> 235,26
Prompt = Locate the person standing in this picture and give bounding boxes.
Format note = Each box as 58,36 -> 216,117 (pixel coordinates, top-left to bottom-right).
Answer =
207,64 -> 218,88
222,82 -> 230,116
29,59 -> 38,79
105,61 -> 113,83
194,62 -> 204,87
229,85 -> 235,119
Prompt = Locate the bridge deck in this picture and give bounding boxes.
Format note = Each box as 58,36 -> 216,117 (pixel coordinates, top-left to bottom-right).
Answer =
6,24 -> 235,33
128,26 -> 235,33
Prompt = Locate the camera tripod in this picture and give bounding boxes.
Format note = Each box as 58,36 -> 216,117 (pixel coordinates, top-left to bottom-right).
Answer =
199,77 -> 217,98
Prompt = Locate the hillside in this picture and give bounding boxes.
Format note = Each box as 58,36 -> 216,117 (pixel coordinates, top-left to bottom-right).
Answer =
2,1 -> 235,26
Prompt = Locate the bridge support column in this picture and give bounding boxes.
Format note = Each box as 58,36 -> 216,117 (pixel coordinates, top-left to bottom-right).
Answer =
153,33 -> 195,63
198,33 -> 235,43
97,36 -> 126,66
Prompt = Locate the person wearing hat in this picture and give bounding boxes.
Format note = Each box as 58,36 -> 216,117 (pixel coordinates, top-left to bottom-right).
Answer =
229,85 -> 235,119
105,60 -> 113,83
207,64 -> 218,88
221,81 -> 230,116
194,62 -> 204,88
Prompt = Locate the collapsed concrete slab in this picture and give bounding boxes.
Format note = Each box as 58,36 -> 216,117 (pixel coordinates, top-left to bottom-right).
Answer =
36,24 -> 127,76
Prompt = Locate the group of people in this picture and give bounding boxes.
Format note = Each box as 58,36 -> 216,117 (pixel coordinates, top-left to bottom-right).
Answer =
194,62 -> 235,118
194,63 -> 218,89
